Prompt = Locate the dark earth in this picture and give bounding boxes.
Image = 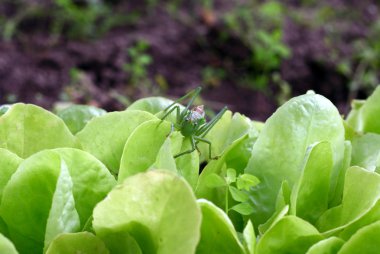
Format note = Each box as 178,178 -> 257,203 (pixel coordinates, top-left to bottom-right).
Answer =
0,0 -> 379,120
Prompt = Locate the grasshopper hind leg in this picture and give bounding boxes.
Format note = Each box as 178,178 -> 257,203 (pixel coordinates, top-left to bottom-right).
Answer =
173,137 -> 197,158
194,136 -> 219,160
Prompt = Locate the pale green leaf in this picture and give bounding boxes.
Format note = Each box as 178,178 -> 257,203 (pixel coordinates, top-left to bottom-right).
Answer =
229,186 -> 249,202
44,159 -> 80,252
338,221 -> 380,254
205,173 -> 227,188
196,199 -> 245,254
243,220 -> 256,254
317,167 -> 380,237
120,120 -> 182,180
230,203 -> 254,216
0,233 -> 18,254
93,170 -> 201,254
0,149 -> 116,254
77,110 -> 155,174
0,149 -> 22,200
237,174 -> 260,190
290,141 -> 333,224
306,237 -> 344,254
244,93 -> 345,226
0,103 -> 78,158
351,133 -> 380,171
258,205 -> 289,235
256,216 -> 322,254
226,168 -> 237,184
46,232 -> 109,254
56,104 -> 106,134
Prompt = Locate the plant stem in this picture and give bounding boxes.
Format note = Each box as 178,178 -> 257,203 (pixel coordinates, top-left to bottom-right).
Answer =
225,185 -> 229,214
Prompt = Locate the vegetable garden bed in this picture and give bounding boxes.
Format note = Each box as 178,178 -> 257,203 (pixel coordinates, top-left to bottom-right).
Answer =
0,86 -> 379,253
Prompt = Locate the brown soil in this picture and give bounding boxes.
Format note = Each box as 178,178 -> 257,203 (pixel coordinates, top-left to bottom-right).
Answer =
0,0 -> 378,120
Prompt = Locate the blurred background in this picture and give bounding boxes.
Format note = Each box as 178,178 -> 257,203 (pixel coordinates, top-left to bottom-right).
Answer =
0,0 -> 379,120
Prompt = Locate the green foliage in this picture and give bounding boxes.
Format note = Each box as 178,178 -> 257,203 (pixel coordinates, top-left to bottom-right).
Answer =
123,40 -> 153,87
0,233 -> 18,254
93,170 -> 201,254
306,237 -> 344,254
197,110 -> 257,162
242,220 -> 256,254
127,97 -> 178,115
307,6 -> 380,99
346,86 -> 380,134
351,133 -> 380,171
201,67 -> 226,87
0,89 -> 380,253
223,0 -> 291,90
338,20 -> 380,96
244,93 -> 345,226
0,0 -> 134,40
77,110 -> 156,174
0,104 -> 78,158
256,216 -> 323,254
196,199 -> 246,254
119,119 -> 199,188
46,232 -> 109,254
290,141 -> 333,224
316,166 -> 380,235
56,105 -> 106,134
204,168 -> 259,216
0,149 -> 115,253
53,0 -> 110,38
0,149 -> 22,201
0,2 -> 42,41
338,221 -> 380,254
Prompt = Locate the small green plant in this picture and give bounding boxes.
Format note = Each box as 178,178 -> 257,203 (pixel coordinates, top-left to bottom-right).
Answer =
290,4 -> 379,103
205,168 -> 260,215
53,0 -> 126,39
202,66 -> 226,87
223,1 -> 291,91
337,19 -> 380,102
53,0 -> 101,37
272,72 -> 292,105
0,2 -> 43,40
123,40 -> 153,87
0,0 -> 136,40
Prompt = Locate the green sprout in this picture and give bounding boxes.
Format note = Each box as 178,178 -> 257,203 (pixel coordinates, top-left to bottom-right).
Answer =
205,168 -> 260,215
